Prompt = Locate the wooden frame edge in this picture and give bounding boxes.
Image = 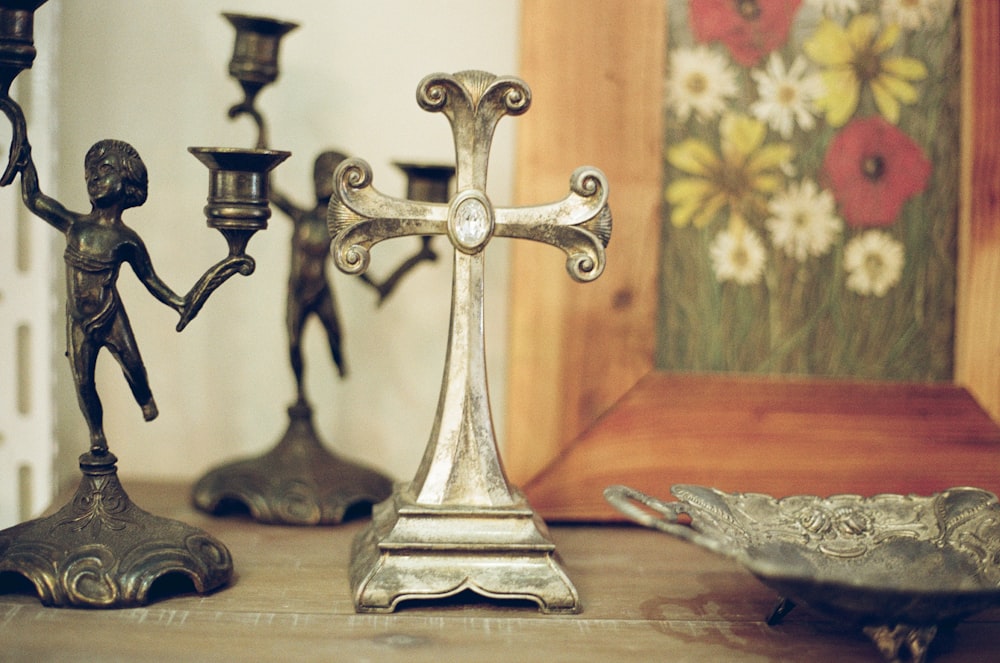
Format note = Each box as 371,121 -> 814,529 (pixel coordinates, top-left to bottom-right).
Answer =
506,1 -> 1000,521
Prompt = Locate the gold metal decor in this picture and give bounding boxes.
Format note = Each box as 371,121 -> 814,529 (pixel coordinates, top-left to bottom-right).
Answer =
222,12 -> 297,150
191,148 -> 394,525
329,70 -> 611,613
0,0 -> 289,607
606,484 -> 1000,663
192,14 -> 405,526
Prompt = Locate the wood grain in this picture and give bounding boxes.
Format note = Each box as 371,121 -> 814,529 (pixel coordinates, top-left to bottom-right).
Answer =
2,482 -> 996,662
956,1 -> 1000,420
524,373 -> 1000,521
506,0 -> 663,484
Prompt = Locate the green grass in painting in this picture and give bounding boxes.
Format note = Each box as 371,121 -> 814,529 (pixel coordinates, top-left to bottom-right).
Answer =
656,1 -> 959,382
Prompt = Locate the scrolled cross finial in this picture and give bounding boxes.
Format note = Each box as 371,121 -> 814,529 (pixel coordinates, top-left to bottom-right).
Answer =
328,158 -> 447,274
329,70 -> 610,277
416,71 -> 530,190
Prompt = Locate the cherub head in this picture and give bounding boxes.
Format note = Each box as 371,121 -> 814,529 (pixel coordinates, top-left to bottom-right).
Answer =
85,139 -> 148,210
313,149 -> 348,203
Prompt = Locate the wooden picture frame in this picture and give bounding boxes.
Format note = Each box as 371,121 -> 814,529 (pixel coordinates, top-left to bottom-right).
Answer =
505,1 -> 1000,521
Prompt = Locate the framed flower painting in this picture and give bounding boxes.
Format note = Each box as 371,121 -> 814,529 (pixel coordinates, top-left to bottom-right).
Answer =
659,0 -> 960,380
506,0 -> 1000,521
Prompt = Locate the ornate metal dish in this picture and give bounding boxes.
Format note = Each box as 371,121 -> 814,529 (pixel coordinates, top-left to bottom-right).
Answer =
605,484 -> 1000,663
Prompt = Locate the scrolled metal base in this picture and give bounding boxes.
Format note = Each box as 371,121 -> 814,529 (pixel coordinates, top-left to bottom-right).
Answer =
192,401 -> 393,525
350,486 -> 580,614
0,451 -> 232,608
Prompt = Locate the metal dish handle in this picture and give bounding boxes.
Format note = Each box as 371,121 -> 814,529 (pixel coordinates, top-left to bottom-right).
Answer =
604,485 -> 728,555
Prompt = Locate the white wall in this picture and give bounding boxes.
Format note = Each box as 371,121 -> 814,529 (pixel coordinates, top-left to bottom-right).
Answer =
0,10 -> 59,528
42,0 -> 521,487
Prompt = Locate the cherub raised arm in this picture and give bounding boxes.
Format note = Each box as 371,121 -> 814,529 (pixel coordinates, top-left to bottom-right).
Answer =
19,139 -> 186,455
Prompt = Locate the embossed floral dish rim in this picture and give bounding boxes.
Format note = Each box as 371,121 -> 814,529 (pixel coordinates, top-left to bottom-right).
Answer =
604,484 -> 1000,662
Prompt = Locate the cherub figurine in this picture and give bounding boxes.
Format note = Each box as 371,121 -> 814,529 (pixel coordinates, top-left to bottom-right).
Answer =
2,137 -> 276,607
17,139 -> 242,458
269,150 -> 354,402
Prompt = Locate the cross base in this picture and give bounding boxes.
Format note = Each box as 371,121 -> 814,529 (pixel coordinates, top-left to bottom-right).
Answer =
349,486 -> 580,614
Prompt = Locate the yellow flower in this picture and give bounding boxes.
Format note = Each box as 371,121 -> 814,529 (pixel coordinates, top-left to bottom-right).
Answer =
804,14 -> 927,127
666,113 -> 793,229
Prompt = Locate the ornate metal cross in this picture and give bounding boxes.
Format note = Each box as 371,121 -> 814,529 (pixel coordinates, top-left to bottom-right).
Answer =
329,70 -> 611,613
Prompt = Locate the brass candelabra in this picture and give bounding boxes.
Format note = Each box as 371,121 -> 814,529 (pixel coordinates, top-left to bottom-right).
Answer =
192,14 -> 446,526
0,0 -> 289,607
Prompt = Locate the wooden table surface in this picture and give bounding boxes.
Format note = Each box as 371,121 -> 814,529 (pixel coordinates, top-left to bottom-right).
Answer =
2,481 -> 998,662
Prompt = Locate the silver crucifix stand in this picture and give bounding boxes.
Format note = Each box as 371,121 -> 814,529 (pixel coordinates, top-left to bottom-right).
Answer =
329,71 -> 611,613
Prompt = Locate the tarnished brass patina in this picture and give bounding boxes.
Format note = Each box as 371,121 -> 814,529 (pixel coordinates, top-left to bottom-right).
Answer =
0,0 -> 290,607
606,484 -> 1000,663
184,147 -> 291,328
329,70 -> 611,613
223,12 -> 297,149
192,148 -> 393,525
194,14 -> 399,526
0,0 -> 45,185
0,450 -> 233,608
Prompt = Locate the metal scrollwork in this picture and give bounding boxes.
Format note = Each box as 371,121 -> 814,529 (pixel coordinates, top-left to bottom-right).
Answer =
331,70 -> 610,614
0,1 -> 290,608
606,484 -> 1000,663
328,158 -> 448,274
1,456 -> 234,607
57,475 -> 134,534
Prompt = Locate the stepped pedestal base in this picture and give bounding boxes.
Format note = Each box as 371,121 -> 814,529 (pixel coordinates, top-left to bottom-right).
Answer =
350,486 -> 580,614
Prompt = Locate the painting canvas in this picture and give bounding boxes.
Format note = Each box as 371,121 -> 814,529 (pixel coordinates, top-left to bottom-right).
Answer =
657,0 -> 960,380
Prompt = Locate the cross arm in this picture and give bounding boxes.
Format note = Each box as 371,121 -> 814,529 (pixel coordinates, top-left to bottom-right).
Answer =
327,157 -> 448,274
496,166 -> 612,282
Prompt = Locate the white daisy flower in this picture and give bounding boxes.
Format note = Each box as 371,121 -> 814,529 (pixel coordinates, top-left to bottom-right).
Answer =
844,230 -> 905,297
804,0 -> 860,19
709,224 -> 768,286
766,179 -> 843,262
666,45 -> 738,123
750,54 -> 824,139
881,0 -> 956,31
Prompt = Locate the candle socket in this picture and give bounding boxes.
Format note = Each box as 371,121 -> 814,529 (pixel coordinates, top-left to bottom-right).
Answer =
224,13 -> 297,94
0,0 -> 45,93
189,146 -> 290,256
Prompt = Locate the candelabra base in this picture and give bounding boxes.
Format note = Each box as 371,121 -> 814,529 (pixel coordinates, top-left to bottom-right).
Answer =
349,487 -> 581,614
0,451 -> 232,608
192,401 -> 393,525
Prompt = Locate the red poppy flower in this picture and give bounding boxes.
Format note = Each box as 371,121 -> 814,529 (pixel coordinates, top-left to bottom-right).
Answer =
688,0 -> 802,67
822,116 -> 932,227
